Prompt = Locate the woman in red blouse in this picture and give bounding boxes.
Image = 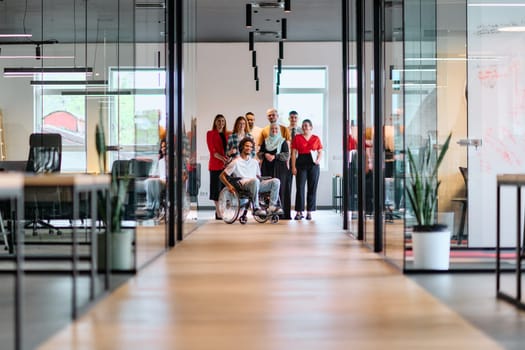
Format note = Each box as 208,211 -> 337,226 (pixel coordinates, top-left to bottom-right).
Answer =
290,119 -> 323,220
206,114 -> 230,219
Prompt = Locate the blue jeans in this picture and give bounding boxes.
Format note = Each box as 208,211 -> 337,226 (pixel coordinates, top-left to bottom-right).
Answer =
295,164 -> 320,212
238,178 -> 280,209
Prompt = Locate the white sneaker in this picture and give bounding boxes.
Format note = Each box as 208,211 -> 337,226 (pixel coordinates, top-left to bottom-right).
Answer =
268,205 -> 284,215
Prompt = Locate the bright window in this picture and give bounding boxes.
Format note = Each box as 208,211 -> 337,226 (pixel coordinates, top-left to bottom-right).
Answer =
275,67 -> 327,168
34,73 -> 88,172
109,68 -> 165,161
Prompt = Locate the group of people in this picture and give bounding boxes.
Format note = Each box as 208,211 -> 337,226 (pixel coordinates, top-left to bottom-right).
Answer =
207,109 -> 323,221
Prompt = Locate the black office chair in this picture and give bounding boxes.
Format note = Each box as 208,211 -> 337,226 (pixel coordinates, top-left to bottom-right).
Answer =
452,166 -> 468,245
25,133 -> 64,235
188,163 -> 201,210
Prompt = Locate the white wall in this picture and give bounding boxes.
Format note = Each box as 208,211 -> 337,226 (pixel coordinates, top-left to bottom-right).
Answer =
0,41 -> 345,208
193,42 -> 343,208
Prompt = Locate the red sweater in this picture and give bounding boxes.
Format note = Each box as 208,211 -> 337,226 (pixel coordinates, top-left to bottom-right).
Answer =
206,129 -> 230,171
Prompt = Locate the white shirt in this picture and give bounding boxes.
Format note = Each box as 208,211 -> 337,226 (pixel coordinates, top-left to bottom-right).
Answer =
224,156 -> 260,185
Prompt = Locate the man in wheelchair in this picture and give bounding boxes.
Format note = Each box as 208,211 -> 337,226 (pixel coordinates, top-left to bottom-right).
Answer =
219,137 -> 284,217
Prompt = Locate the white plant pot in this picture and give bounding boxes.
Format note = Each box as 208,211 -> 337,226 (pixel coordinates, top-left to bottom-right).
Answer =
412,230 -> 451,270
97,230 -> 134,271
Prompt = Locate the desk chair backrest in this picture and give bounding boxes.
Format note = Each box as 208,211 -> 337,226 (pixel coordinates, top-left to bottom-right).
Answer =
459,166 -> 468,194
26,133 -> 62,173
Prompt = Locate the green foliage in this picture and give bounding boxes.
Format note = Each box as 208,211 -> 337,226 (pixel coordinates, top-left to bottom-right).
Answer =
406,133 -> 452,230
95,112 -> 129,233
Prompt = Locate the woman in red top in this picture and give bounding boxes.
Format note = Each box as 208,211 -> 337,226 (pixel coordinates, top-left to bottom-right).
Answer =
206,114 -> 230,219
290,119 -> 323,220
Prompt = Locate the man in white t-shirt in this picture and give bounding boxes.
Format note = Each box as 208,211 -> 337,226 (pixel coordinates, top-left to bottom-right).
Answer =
220,137 -> 283,216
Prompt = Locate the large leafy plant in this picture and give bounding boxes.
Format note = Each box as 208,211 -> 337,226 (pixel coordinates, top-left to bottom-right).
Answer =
96,116 -> 129,233
406,133 -> 452,231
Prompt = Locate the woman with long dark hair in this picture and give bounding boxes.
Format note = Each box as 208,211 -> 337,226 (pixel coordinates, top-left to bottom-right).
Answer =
206,114 -> 230,219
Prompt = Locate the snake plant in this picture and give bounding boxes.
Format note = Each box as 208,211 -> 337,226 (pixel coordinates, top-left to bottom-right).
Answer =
406,133 -> 452,231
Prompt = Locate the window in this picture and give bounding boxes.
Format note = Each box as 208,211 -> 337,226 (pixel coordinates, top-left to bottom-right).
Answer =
34,73 -> 89,172
274,67 -> 327,168
109,68 -> 165,162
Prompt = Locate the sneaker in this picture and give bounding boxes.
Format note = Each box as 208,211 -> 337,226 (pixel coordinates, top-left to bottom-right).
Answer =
294,213 -> 304,220
254,208 -> 267,216
268,205 -> 284,215
306,213 -> 312,220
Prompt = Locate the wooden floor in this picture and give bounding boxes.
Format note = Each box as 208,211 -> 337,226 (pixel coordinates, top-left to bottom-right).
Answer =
39,211 -> 502,350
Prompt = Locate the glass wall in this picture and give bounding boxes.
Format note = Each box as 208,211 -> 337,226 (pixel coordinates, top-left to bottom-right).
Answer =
403,0 -> 439,270
383,1 -> 405,268
0,1 -> 170,347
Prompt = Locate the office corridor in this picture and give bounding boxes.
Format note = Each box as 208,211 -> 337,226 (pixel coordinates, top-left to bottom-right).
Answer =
39,212 -> 502,350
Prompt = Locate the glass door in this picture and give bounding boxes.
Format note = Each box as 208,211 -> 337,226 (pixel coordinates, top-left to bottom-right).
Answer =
467,2 -> 525,249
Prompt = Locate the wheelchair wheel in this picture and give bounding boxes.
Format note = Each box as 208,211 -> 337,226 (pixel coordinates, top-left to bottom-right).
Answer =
270,214 -> 279,224
239,215 -> 248,224
253,210 -> 269,223
218,188 -> 240,224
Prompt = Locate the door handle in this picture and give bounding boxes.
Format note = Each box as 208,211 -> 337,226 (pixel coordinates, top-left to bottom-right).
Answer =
457,138 -> 482,149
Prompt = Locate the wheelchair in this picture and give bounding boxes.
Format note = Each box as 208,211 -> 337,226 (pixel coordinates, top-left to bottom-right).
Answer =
218,178 -> 280,225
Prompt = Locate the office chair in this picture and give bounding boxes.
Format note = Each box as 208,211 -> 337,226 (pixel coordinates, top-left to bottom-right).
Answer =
25,133 -> 63,235
452,166 -> 468,245
188,163 -> 201,211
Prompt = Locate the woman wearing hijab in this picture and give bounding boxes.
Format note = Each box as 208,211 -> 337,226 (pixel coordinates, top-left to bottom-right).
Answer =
258,122 -> 290,219
206,114 -> 230,219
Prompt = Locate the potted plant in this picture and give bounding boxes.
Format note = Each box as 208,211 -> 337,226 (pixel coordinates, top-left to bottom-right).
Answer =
95,118 -> 134,271
406,132 -> 452,270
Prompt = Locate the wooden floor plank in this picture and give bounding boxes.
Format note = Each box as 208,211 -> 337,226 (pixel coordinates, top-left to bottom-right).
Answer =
39,212 -> 502,350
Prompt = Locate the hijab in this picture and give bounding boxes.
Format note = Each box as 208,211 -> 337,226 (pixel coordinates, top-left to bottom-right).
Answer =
264,124 -> 285,153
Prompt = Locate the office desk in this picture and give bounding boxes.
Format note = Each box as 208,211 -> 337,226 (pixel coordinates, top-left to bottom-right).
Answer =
24,174 -> 110,319
0,173 -> 24,350
496,174 -> 525,310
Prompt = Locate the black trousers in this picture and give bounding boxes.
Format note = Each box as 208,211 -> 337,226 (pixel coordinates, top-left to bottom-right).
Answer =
295,164 -> 320,212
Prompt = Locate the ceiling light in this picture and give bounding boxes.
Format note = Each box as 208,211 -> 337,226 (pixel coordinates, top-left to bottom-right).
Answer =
468,3 -> 525,7
4,67 -> 93,77
30,80 -> 107,86
135,2 -> 165,9
499,26 -> 525,32
0,34 -> 32,38
281,18 -> 287,40
0,55 -> 74,59
246,4 -> 253,28
249,32 -> 254,51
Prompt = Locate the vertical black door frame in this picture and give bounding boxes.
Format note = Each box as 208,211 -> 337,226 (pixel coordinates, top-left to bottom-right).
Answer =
175,0 -> 184,242
342,0 -> 349,230
166,0 -> 183,246
356,0 -> 365,240
373,0 -> 384,252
